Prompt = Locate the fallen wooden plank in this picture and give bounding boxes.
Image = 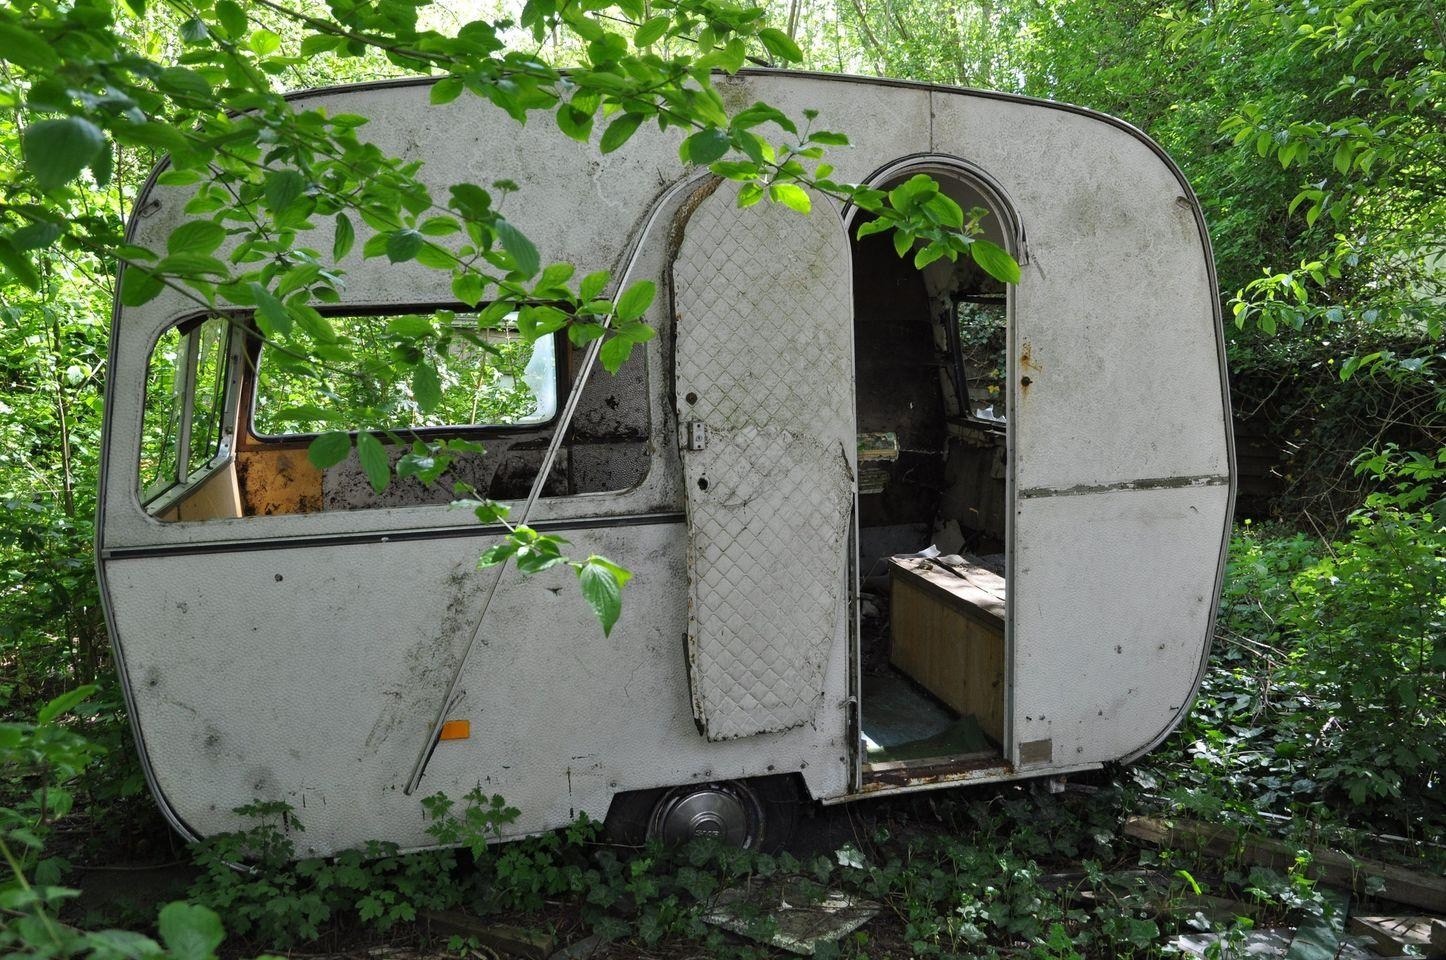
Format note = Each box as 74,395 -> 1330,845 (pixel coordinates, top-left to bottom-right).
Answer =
1348,915 -> 1446,957
1124,816 -> 1446,914
422,910 -> 555,960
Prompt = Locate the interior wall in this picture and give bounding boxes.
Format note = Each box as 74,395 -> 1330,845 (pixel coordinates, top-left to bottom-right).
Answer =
853,227 -> 947,572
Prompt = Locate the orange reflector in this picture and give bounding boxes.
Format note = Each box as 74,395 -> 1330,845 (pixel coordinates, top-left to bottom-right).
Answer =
439,719 -> 470,741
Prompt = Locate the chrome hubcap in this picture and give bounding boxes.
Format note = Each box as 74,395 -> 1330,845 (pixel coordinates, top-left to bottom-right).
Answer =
648,783 -> 762,848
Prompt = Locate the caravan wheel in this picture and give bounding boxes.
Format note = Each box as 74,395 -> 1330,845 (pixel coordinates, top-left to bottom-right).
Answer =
604,776 -> 800,851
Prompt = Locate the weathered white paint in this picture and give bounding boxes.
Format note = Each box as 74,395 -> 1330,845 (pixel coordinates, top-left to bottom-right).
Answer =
99,71 -> 1233,854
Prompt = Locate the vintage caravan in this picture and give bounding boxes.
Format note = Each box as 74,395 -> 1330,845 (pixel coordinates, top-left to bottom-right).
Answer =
97,71 -> 1234,855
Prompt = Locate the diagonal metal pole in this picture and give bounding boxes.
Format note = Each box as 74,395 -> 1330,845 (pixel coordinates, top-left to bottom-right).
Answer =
402,171 -> 713,795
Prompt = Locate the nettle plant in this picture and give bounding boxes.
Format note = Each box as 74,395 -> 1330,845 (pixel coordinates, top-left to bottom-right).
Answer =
1,0 -> 1016,632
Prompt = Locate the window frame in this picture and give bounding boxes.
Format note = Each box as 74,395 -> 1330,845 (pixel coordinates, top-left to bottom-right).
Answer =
238,303 -> 572,448
138,314 -> 245,513
950,292 -> 1009,431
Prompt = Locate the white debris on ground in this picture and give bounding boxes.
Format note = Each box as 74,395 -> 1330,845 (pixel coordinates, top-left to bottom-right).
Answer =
702,879 -> 880,956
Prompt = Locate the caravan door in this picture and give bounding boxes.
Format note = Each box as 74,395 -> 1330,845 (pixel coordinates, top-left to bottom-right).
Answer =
671,181 -> 855,742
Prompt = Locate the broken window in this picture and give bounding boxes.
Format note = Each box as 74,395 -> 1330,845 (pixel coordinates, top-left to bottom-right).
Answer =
140,315 -> 235,512
956,298 -> 1007,424
251,313 -> 558,438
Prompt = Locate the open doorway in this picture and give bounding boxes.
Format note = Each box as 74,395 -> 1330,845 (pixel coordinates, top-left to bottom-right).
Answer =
852,163 -> 1014,782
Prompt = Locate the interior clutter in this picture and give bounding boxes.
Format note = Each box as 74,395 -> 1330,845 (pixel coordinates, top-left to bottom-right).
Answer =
854,170 -> 1011,777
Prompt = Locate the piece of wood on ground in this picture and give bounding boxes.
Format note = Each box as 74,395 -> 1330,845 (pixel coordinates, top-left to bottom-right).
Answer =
1348,915 -> 1446,957
421,910 -> 555,960
1283,887 -> 1349,960
1125,816 -> 1446,914
702,878 -> 879,956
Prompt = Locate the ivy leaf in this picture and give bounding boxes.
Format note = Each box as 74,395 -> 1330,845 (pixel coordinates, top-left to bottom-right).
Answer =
969,239 -> 1021,284
157,902 -> 224,960
355,431 -> 390,493
495,219 -> 539,277
308,431 -> 352,470
22,117 -> 106,192
576,556 -> 631,636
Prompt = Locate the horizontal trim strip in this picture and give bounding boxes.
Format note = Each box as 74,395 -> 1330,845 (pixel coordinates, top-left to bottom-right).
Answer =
100,511 -> 686,561
1018,474 -> 1230,500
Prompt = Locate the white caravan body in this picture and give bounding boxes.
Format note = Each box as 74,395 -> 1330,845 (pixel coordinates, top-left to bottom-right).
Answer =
98,71 -> 1234,856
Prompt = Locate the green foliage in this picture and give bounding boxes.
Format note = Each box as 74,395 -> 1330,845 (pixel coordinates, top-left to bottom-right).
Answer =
1146,511 -> 1444,834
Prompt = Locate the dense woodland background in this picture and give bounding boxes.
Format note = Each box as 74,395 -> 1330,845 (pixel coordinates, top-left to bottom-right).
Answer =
0,0 -> 1442,956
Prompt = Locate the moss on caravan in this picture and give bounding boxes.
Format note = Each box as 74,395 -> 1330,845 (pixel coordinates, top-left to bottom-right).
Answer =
98,71 -> 1234,855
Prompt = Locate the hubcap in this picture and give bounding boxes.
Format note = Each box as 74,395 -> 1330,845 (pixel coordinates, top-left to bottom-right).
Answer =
648,782 -> 763,848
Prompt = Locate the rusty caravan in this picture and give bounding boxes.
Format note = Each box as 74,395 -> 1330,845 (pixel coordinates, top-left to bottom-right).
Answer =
97,71 -> 1235,855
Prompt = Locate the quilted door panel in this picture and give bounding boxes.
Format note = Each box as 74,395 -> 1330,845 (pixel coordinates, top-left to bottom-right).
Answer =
672,181 -> 855,740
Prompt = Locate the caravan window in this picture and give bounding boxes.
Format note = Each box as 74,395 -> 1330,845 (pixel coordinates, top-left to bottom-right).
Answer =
140,315 -> 234,507
250,313 -> 558,438
956,298 -> 1007,424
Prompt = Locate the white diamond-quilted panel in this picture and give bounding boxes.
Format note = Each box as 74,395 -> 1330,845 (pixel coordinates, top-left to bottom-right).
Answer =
672,180 -> 855,741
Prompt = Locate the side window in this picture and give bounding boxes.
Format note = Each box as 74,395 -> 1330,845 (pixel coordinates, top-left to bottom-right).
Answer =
140,315 -> 236,516
251,314 -> 558,437
956,298 -> 1007,424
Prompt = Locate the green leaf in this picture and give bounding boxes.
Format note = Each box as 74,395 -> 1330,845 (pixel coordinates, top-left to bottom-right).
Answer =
355,431 -> 390,493
600,112 -> 643,153
0,23 -> 60,70
308,431 -> 352,469
37,685 -> 97,724
452,271 -> 484,307
614,279 -> 656,322
250,283 -> 293,337
495,219 -> 539,277
449,183 -> 493,221
769,182 -> 811,214
11,221 -> 62,251
157,902 -> 224,960
216,0 -> 246,39
0,240 -> 41,291
333,213 -> 355,260
119,267 -> 163,306
680,128 -> 730,166
166,220 -> 226,256
22,117 -> 106,193
634,15 -> 670,47
263,169 -> 306,215
599,335 -> 634,373
969,239 -> 1020,284
576,557 -> 631,635
430,76 -> 464,105
385,229 -> 425,264
809,130 -> 849,146
757,27 -> 802,63
413,364 -> 442,413
579,269 -> 610,300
